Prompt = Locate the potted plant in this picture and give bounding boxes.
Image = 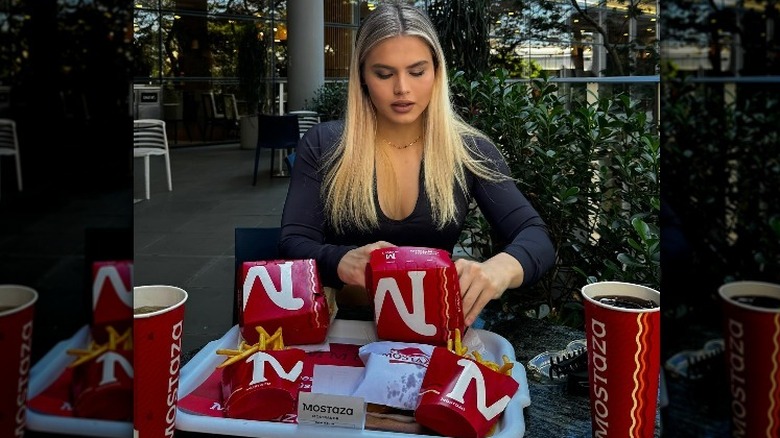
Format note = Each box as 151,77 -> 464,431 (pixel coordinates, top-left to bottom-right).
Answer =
310,82 -> 348,121
237,21 -> 267,149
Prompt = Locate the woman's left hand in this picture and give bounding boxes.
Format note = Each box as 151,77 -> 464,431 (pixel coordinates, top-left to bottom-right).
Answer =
454,253 -> 524,327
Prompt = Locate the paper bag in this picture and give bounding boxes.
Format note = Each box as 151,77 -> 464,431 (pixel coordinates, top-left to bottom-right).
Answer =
239,259 -> 331,345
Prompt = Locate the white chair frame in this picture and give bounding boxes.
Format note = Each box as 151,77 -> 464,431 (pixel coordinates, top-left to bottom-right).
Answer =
288,110 -> 321,138
0,118 -> 23,200
134,119 -> 173,200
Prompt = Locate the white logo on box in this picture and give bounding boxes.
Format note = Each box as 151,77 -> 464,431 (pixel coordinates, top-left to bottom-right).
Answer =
248,352 -> 304,384
243,262 -> 304,311
374,271 -> 436,336
92,265 -> 133,309
97,351 -> 134,385
445,358 -> 511,421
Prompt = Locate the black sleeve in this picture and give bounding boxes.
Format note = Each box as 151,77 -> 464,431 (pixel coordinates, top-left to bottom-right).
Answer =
278,122 -> 356,288
471,138 -> 556,286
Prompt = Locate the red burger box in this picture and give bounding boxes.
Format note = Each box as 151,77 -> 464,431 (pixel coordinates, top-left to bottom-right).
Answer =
366,247 -> 465,346
238,259 -> 333,345
90,260 -> 133,344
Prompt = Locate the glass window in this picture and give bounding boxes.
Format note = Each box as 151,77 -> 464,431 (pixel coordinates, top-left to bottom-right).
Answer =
133,0 -> 659,144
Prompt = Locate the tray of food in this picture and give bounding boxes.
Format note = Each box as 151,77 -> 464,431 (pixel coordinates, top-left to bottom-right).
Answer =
25,325 -> 133,437
175,319 -> 530,438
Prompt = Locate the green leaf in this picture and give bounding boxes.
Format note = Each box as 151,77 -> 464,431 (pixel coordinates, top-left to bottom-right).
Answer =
632,217 -> 651,241
618,253 -> 644,267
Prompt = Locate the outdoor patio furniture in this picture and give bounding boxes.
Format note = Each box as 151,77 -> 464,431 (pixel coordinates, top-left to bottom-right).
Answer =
222,93 -> 241,138
288,110 -> 321,138
253,114 -> 299,184
201,91 -> 227,141
133,119 -> 173,200
0,118 -> 22,200
163,101 -> 191,144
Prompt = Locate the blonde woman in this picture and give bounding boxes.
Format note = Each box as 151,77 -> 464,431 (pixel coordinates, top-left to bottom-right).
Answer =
279,0 -> 554,326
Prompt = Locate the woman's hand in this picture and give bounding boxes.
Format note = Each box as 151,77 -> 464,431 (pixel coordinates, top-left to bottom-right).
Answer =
455,253 -> 524,326
337,241 -> 396,287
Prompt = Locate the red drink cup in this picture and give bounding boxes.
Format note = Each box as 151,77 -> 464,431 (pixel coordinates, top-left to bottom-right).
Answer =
133,285 -> 188,438
581,281 -> 660,438
0,285 -> 38,438
719,280 -> 780,437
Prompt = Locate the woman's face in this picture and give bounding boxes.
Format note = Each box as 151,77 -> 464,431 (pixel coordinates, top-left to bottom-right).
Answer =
362,35 -> 435,129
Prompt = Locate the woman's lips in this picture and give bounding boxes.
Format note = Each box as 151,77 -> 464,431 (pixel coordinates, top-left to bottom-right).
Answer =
391,101 -> 414,114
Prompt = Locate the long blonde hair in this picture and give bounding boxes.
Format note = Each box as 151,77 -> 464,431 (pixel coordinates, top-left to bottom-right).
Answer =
323,0 -> 506,233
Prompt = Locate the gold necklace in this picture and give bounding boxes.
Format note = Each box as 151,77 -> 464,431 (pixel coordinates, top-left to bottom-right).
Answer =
382,135 -> 422,150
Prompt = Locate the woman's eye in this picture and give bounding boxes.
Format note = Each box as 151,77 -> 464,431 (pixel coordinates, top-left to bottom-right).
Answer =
410,70 -> 425,77
376,72 -> 392,79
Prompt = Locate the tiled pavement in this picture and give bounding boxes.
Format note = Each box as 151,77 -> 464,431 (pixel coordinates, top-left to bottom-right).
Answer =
133,143 -> 292,354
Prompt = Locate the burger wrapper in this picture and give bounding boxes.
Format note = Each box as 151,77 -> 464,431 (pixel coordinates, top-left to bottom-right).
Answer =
352,341 -> 434,410
239,259 -> 331,345
415,347 -> 519,438
366,247 -> 464,346
220,348 -> 306,421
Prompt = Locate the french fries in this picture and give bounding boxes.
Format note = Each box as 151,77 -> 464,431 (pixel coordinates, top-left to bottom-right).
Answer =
67,326 -> 133,368
446,327 -> 468,356
445,328 -> 514,377
216,326 -> 285,368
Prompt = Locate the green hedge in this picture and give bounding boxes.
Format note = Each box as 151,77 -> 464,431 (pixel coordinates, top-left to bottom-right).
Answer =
450,70 -> 659,328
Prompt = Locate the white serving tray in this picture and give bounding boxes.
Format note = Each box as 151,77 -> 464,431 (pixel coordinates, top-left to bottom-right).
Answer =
26,325 -> 133,437
176,320 -> 530,437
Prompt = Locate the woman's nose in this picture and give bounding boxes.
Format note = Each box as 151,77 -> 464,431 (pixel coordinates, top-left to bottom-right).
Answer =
394,78 -> 409,95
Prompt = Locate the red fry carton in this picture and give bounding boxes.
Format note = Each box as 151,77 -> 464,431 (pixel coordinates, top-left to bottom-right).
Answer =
239,259 -> 330,345
220,348 -> 306,421
91,260 -> 133,343
415,347 -> 519,438
69,331 -> 133,421
366,247 -> 464,345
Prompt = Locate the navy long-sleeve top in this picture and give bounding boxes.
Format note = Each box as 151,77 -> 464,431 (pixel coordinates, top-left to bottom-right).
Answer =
279,120 -> 555,289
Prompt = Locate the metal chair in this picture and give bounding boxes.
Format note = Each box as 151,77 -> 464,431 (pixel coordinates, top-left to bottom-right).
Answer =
222,93 -> 241,138
253,114 -> 299,184
201,91 -> 226,140
284,151 -> 296,173
288,110 -> 321,138
282,111 -> 319,175
0,118 -> 22,200
163,92 -> 191,144
133,119 -> 173,200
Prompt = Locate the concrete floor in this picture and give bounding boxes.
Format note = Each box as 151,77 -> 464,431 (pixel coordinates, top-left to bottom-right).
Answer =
133,143 -> 292,354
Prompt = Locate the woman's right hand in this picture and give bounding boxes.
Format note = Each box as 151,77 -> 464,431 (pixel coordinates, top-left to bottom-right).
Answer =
337,241 -> 396,287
